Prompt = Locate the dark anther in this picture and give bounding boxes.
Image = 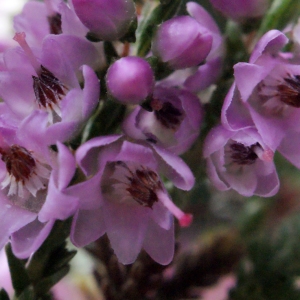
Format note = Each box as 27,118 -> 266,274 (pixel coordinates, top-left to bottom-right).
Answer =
47,13 -> 62,35
278,74 -> 300,107
0,145 -> 36,184
230,142 -> 259,165
154,102 -> 184,130
33,65 -> 67,110
126,166 -> 162,208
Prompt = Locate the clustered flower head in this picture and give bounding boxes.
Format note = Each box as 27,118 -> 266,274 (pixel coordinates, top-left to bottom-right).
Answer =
0,0 -> 222,266
204,28 -> 300,197
2,0 -> 298,282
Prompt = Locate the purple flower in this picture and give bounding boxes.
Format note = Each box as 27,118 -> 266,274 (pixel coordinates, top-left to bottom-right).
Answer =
14,0 -> 62,47
152,15 -> 213,70
71,0 -> 136,41
69,135 -> 194,264
122,85 -> 203,154
0,32 -> 99,145
156,2 -> 223,92
0,126 -> 77,258
106,56 -> 154,104
203,125 -> 279,197
221,30 -> 300,155
14,0 -> 90,47
209,0 -> 269,22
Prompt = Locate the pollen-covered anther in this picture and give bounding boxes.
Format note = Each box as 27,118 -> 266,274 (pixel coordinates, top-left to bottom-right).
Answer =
0,145 -> 50,198
277,74 -> 300,108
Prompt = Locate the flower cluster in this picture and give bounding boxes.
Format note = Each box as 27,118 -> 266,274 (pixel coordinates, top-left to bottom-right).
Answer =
204,29 -> 300,197
3,0 -> 300,298
0,0 -> 222,266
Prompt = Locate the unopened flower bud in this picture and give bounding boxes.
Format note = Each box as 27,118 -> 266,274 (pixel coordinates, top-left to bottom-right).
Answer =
151,16 -> 213,70
71,0 -> 136,41
106,56 -> 154,104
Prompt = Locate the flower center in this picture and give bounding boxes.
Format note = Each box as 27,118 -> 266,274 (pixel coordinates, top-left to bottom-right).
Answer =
33,65 -> 67,117
126,165 -> 162,208
277,75 -> 300,108
229,142 -> 259,165
48,13 -> 62,34
101,160 -> 192,227
151,99 -> 184,131
13,32 -> 68,123
0,145 -> 36,183
255,72 -> 300,118
103,161 -> 162,208
0,145 -> 50,199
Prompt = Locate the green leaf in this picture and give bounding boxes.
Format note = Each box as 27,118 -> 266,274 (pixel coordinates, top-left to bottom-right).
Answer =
0,289 -> 10,300
17,287 -> 35,300
5,244 -> 30,297
146,56 -> 173,80
258,0 -> 300,36
27,219 -> 72,284
136,0 -> 183,57
103,41 -> 119,65
81,99 -> 126,142
119,18 -> 138,43
34,266 -> 70,298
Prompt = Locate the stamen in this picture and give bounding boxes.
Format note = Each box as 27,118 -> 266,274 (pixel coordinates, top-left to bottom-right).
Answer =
154,101 -> 184,130
33,65 -> 67,121
230,142 -> 259,165
157,190 -> 193,227
251,144 -> 273,162
277,75 -> 300,108
103,161 -> 193,227
0,145 -> 50,198
13,33 -> 67,122
125,165 -> 162,208
47,13 -> 62,35
13,32 -> 40,74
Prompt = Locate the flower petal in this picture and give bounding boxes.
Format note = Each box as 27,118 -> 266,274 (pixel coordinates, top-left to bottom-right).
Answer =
143,218 -> 174,265
11,219 -> 55,259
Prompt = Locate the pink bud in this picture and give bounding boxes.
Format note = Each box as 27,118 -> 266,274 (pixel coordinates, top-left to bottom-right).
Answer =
152,16 -> 213,70
106,56 -> 154,104
72,0 -> 136,41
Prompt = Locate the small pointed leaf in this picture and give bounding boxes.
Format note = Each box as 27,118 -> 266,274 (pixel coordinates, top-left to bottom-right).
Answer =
0,289 -> 10,300
5,244 -> 30,297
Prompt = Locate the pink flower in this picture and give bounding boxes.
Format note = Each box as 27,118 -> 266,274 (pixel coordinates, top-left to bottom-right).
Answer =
69,135 -> 194,264
0,32 -> 99,145
14,0 -> 89,47
106,56 -> 154,104
71,0 -> 136,41
152,15 -> 213,70
157,2 -> 223,93
122,85 -> 203,154
0,126 -> 77,258
221,30 -> 300,168
203,125 -> 279,197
